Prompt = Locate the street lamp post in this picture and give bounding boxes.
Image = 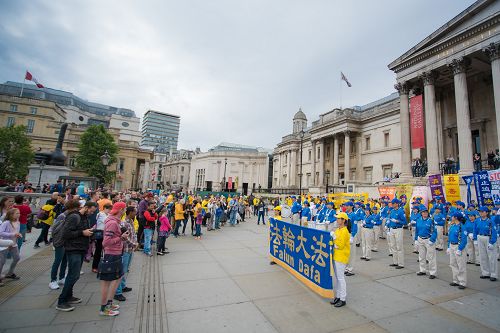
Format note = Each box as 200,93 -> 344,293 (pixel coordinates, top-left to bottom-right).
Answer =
100,150 -> 110,189
326,170 -> 330,195
222,157 -> 228,191
298,130 -> 304,199
36,161 -> 45,193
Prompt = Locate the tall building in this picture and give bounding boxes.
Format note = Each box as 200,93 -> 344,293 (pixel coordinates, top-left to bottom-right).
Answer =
141,110 -> 180,151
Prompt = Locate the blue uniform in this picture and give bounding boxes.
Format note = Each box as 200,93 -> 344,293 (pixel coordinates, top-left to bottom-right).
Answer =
433,212 -> 446,227
463,219 -> 475,236
410,211 -> 420,228
448,224 -> 468,251
474,218 -> 498,244
388,207 -> 407,229
291,201 -> 302,215
363,214 -> 375,229
301,207 -> 312,221
347,211 -> 357,237
414,217 -> 437,243
380,206 -> 390,220
372,213 -> 382,226
324,209 -> 337,223
316,207 -> 327,222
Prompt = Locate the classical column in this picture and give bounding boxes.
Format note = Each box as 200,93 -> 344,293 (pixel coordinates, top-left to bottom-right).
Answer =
333,134 -> 339,185
421,71 -> 440,175
448,57 -> 474,175
312,141 -> 317,185
344,132 -> 350,182
318,140 -> 324,186
484,43 -> 500,150
395,81 -> 412,177
278,153 -> 282,187
287,150 -> 292,187
290,149 -> 297,186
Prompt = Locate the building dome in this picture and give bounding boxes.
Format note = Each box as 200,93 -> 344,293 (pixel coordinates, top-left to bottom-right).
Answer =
293,108 -> 307,121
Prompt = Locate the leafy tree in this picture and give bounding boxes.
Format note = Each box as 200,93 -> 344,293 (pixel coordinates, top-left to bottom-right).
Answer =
76,125 -> 119,184
0,125 -> 35,182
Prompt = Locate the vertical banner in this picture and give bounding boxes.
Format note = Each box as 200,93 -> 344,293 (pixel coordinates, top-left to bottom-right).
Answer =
487,169 -> 500,206
269,218 -> 333,298
410,95 -> 425,149
378,186 -> 396,200
428,174 -> 445,200
462,175 -> 474,205
473,171 -> 494,208
228,177 -> 233,190
443,174 -> 461,203
411,186 -> 429,206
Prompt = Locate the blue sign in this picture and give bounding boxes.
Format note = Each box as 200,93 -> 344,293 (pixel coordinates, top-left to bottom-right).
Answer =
269,218 -> 333,298
473,171 -> 494,208
462,175 -> 473,206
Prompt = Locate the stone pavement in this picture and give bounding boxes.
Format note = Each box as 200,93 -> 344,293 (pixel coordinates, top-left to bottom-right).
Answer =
0,215 -> 499,333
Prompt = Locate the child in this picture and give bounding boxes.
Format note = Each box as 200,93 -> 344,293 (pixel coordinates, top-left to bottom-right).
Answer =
0,208 -> 23,284
194,207 -> 203,239
157,208 -> 171,255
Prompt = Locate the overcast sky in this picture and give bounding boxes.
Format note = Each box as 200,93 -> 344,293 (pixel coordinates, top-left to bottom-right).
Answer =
0,0 -> 475,151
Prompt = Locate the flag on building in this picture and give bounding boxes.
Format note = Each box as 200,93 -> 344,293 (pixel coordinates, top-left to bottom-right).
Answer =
341,72 -> 352,87
25,71 -> 44,88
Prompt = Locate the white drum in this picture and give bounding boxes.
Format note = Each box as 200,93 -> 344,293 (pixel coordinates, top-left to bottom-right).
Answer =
308,221 -> 316,229
281,205 -> 292,218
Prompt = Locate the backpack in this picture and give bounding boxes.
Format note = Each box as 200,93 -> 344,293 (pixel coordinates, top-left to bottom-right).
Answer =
37,207 -> 51,220
51,214 -> 67,248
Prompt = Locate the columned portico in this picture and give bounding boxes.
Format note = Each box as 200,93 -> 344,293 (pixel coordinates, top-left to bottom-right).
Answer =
484,42 -> 500,150
312,141 -> 317,185
290,149 -> 297,186
333,134 -> 339,185
317,140 -> 324,186
449,57 -> 474,175
344,131 -> 350,182
421,71 -> 440,175
395,82 -> 412,177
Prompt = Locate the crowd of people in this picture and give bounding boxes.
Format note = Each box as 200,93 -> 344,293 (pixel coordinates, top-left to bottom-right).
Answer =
276,194 -> 499,308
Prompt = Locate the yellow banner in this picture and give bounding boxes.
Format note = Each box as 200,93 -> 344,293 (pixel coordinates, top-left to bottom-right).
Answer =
443,174 -> 461,203
395,184 -> 414,219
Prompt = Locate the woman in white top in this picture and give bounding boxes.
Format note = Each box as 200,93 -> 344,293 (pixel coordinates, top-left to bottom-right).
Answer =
0,208 -> 22,285
92,203 -> 112,273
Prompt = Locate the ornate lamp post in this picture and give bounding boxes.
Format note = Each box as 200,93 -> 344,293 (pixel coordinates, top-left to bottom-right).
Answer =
100,150 -> 110,188
298,130 -> 304,199
222,157 -> 228,191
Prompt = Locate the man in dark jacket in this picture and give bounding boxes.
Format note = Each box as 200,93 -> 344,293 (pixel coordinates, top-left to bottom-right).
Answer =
56,200 -> 97,312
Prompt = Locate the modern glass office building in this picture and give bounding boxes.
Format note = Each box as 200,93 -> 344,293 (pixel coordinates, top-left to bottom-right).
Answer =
141,110 -> 180,151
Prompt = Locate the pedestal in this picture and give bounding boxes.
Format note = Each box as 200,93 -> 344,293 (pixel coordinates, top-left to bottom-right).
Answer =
27,164 -> 71,186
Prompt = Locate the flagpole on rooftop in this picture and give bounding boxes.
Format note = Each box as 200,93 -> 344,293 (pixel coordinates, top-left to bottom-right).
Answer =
339,71 -> 342,110
20,74 -> 25,98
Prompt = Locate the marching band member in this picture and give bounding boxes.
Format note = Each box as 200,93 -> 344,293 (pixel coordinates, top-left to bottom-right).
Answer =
360,205 -> 375,261
272,206 -> 282,220
290,196 -> 302,225
344,202 -> 357,276
353,202 -> 364,247
330,212 -> 350,308
316,198 -> 328,222
388,198 -> 407,269
464,210 -> 480,265
410,204 -> 420,254
322,202 -> 336,224
474,206 -> 498,281
448,212 -> 468,289
380,198 -> 390,241
415,205 -> 437,279
372,206 -> 381,252
432,204 -> 446,251
301,201 -> 312,226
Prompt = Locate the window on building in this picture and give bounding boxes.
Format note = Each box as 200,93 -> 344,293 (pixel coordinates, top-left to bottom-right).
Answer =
382,164 -> 393,178
351,169 -> 356,181
351,140 -> 356,154
339,144 -> 343,156
30,107 -> 37,115
326,145 -> 330,159
26,119 -> 35,133
10,104 -> 17,112
365,136 -> 371,150
384,132 -> 390,147
317,147 -> 321,160
180,175 -> 184,183
364,167 -> 373,183
119,159 -> 125,172
306,173 -> 311,186
285,154 -> 288,164
181,166 -> 184,172
69,156 -> 76,167
6,117 -> 15,127
308,150 -> 312,161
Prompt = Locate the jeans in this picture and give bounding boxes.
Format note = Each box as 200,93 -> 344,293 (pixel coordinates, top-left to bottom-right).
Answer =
174,219 -> 185,236
257,211 -> 265,224
51,246 -> 67,282
35,222 -> 50,245
194,224 -> 201,236
143,228 -> 153,254
230,211 -> 237,225
58,252 -> 83,305
137,217 -> 145,245
116,252 -> 132,295
18,224 -> 27,249
214,215 -> 220,229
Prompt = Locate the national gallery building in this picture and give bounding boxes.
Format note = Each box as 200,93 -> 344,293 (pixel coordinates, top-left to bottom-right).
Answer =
273,0 -> 499,195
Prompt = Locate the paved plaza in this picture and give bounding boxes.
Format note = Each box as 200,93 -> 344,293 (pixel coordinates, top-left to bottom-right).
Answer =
0,214 -> 499,333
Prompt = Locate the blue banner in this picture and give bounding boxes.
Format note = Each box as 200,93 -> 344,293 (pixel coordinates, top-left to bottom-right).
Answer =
473,171 -> 494,208
269,218 -> 333,298
462,175 -> 473,206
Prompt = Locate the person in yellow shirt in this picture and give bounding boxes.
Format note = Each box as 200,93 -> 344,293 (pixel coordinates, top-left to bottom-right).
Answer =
272,206 -> 282,220
330,212 -> 351,308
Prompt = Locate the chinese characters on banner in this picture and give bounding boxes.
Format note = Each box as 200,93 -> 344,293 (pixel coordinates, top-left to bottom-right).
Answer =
411,186 -> 429,206
428,174 -> 444,200
378,186 -> 396,200
473,171 -> 494,208
443,174 -> 461,203
269,218 -> 333,298
462,175 -> 474,205
410,95 -> 425,149
487,169 -> 500,206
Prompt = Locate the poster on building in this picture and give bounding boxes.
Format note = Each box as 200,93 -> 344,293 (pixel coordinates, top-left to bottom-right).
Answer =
410,94 -> 425,149
411,186 -> 429,206
443,174 -> 461,203
428,174 -> 444,200
378,186 -> 396,200
473,171 -> 494,208
269,218 -> 333,298
228,177 -> 233,190
487,169 -> 500,206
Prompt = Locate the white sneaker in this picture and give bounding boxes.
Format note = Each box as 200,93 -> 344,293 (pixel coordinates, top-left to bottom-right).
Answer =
80,271 -> 84,275
58,278 -> 65,285
49,281 -> 60,290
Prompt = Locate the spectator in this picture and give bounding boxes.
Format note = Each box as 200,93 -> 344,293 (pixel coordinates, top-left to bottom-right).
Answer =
143,202 -> 158,256
34,200 -> 56,249
98,192 -> 112,211
12,195 -> 31,249
115,206 -> 138,301
157,208 -> 171,255
0,208 -> 23,284
92,203 -> 112,273
474,153 -> 482,171
56,201 -> 96,312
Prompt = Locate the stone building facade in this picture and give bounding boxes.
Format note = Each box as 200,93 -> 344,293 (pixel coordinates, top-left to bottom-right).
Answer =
163,149 -> 194,191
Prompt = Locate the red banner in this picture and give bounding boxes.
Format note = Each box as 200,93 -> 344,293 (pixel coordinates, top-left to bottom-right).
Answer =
410,95 -> 425,149
228,177 -> 233,190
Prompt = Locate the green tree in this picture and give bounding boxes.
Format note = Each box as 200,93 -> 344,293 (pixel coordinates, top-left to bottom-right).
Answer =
76,125 -> 119,184
0,125 -> 35,182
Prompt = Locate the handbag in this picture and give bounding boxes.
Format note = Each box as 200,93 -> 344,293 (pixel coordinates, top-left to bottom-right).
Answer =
98,256 -> 122,274
93,229 -> 104,240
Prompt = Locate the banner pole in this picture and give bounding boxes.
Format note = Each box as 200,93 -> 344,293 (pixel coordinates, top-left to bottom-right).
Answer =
339,73 -> 342,110
20,78 -> 25,97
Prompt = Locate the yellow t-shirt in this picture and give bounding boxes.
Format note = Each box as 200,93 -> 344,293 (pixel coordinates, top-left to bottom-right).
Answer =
333,227 -> 351,264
